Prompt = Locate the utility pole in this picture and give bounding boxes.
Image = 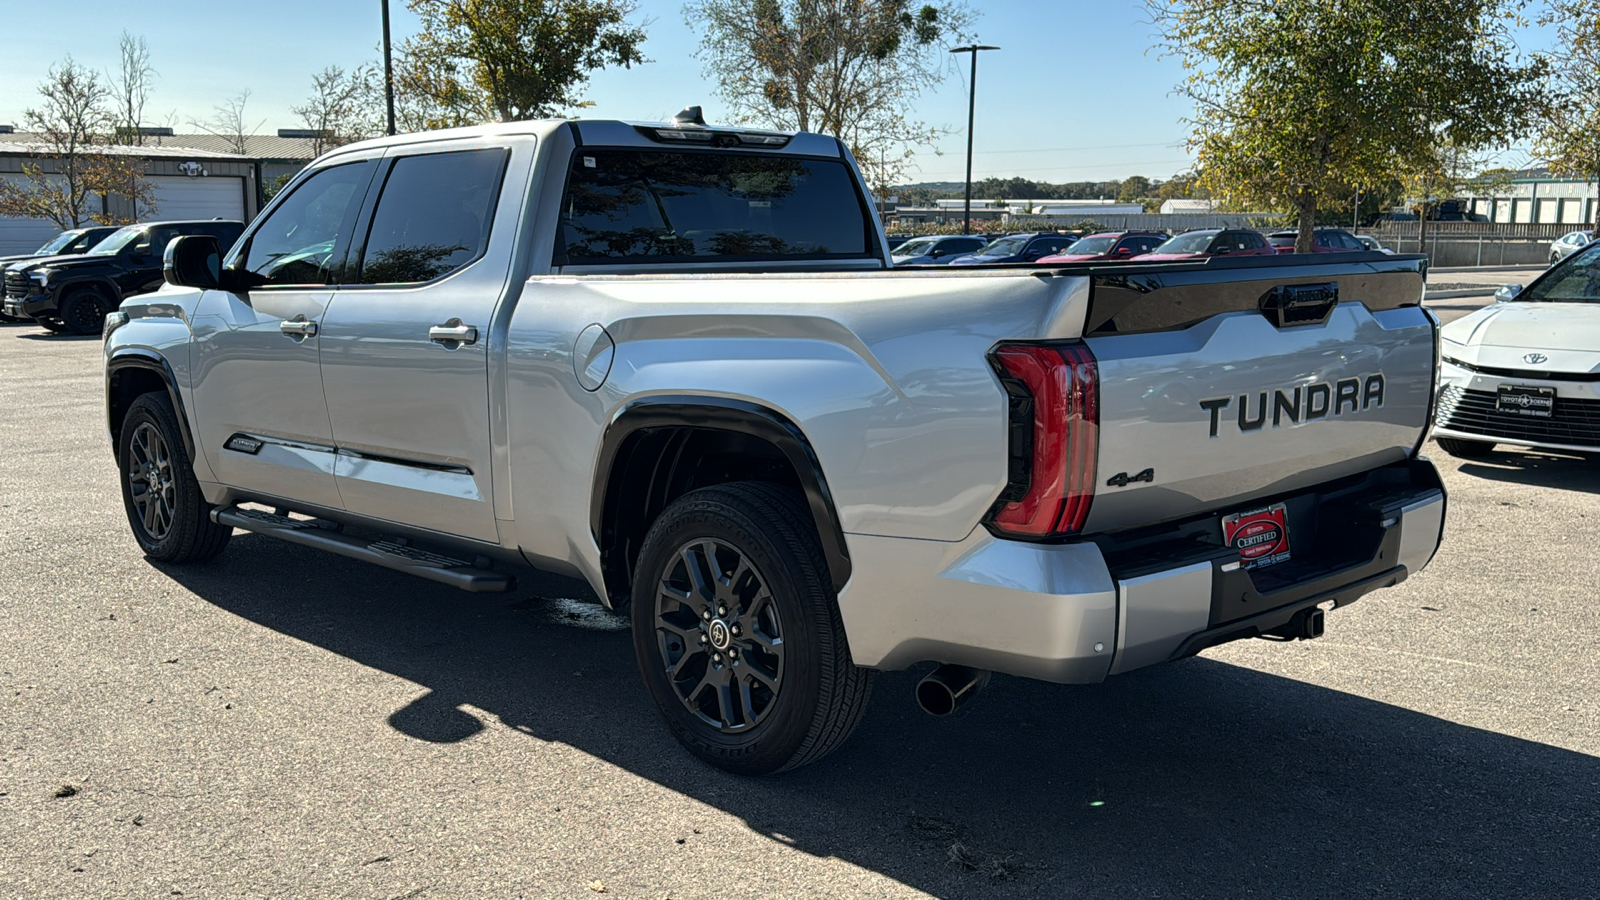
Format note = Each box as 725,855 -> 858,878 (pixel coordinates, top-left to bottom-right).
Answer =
950,44 -> 999,235
382,0 -> 397,136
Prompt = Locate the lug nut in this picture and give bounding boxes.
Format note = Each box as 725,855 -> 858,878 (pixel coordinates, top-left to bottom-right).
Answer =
699,634 -> 707,645
730,624 -> 741,635
702,610 -> 712,620
728,648 -> 737,658
718,606 -> 727,616
713,653 -> 722,663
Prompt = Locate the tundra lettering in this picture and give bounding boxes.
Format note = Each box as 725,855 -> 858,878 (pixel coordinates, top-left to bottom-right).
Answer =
1201,373 -> 1387,437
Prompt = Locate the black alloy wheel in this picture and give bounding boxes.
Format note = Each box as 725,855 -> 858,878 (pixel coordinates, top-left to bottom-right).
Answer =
655,537 -> 787,734
60,288 -> 110,335
117,393 -> 232,563
631,482 -> 873,775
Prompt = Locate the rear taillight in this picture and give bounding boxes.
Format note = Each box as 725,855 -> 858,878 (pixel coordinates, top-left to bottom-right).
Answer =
986,343 -> 1099,538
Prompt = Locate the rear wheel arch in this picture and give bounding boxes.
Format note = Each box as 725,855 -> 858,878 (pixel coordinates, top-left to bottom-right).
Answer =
108,352 -> 195,462
592,397 -> 852,609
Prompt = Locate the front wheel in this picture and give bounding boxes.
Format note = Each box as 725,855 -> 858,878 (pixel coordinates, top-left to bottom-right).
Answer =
60,287 -> 113,335
1436,436 -> 1495,458
117,393 -> 232,563
631,482 -> 873,775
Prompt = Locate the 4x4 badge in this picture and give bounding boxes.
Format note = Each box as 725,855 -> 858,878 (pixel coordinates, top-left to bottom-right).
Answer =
1523,352 -> 1548,364
1106,468 -> 1154,488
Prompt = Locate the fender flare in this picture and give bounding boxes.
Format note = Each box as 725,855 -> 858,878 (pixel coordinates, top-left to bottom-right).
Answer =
592,395 -> 853,593
54,275 -> 123,305
106,350 -> 195,461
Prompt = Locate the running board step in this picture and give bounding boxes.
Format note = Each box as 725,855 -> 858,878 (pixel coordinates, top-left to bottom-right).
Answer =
211,506 -> 515,593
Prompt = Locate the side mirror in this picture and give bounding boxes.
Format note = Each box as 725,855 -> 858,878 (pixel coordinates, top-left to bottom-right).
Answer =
164,235 -> 225,290
1494,283 -> 1523,302
1213,245 -> 1231,255
1114,246 -> 1133,255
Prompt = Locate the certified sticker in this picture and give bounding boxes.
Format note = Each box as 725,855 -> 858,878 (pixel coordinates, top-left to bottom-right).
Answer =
1222,502 -> 1291,568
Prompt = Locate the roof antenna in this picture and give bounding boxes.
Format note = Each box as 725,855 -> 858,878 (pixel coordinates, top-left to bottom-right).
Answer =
673,106 -> 707,127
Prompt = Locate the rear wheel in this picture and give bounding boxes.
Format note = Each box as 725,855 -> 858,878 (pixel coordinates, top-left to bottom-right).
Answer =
117,393 -> 232,563
1436,436 -> 1495,458
60,287 -> 113,335
630,482 -> 873,775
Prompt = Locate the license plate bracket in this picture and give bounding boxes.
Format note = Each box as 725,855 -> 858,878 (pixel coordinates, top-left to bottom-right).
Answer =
1222,502 -> 1291,569
1495,384 -> 1554,418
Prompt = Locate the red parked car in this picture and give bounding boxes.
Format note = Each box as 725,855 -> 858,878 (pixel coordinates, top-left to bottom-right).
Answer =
1266,228 -> 1367,254
1037,231 -> 1168,262
1134,228 -> 1276,261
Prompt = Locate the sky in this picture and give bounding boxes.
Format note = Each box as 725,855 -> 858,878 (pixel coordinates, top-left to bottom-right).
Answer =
0,0 -> 1558,186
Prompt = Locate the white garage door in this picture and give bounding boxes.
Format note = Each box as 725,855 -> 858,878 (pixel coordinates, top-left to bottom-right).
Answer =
142,176 -> 245,222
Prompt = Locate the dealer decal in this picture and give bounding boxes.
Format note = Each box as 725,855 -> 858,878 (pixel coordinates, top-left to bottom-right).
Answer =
1222,503 -> 1291,568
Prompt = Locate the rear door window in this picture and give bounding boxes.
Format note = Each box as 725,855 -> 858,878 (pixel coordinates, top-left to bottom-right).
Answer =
559,149 -> 872,264
355,148 -> 508,284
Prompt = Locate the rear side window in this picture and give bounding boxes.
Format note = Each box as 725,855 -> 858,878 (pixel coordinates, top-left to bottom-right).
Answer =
356,148 -> 507,284
559,149 -> 871,264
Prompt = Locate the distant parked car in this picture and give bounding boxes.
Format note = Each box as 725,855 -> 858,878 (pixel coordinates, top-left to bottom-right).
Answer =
0,226 -> 122,321
1036,231 -> 1168,262
4,219 -> 245,334
884,234 -> 915,252
1267,228 -> 1367,254
890,235 -> 988,265
1135,228 -> 1275,260
1355,235 -> 1395,254
946,232 -> 1078,265
1550,230 -> 1592,265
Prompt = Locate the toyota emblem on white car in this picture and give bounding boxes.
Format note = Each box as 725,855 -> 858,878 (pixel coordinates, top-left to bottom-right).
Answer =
1523,352 -> 1549,364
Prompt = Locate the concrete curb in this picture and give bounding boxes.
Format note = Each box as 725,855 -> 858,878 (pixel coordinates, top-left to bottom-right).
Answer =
1425,289 -> 1497,300
1428,264 -> 1548,274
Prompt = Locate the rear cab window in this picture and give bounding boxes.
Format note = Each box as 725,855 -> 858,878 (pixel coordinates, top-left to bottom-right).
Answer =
557,148 -> 875,266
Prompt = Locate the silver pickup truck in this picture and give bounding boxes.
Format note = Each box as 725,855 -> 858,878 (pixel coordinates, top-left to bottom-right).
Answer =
104,116 -> 1447,774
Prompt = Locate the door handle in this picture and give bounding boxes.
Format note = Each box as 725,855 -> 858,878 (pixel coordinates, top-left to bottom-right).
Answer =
279,317 -> 318,338
429,322 -> 478,346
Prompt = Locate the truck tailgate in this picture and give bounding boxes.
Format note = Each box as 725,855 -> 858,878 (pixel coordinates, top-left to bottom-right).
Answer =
1080,261 -> 1433,534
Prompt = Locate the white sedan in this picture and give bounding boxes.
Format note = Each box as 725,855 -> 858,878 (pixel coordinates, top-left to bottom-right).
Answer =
1433,243 -> 1600,457
1550,230 -> 1591,265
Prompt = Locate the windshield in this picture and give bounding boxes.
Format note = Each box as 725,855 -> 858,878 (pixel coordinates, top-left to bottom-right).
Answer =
894,238 -> 936,257
977,237 -> 1027,257
87,226 -> 144,256
1153,232 -> 1215,255
35,231 -> 83,254
1520,244 -> 1600,303
1062,236 -> 1115,256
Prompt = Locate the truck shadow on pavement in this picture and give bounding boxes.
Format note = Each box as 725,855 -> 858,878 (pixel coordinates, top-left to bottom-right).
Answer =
161,536 -> 1600,900
1455,449 -> 1600,495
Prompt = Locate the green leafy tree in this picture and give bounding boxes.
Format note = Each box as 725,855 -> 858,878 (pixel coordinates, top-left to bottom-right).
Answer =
401,0 -> 647,122
1536,0 -> 1600,235
686,0 -> 974,196
1148,0 -> 1539,253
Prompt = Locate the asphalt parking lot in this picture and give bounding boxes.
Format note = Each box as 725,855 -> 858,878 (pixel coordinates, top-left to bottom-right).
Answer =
2,308 -> 1596,899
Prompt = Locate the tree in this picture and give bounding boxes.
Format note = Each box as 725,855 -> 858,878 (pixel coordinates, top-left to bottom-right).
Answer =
193,89 -> 263,156
0,58 -> 156,229
1537,0 -> 1600,236
110,31 -> 156,145
292,65 -> 383,156
686,0 -> 974,194
400,0 -> 647,123
1147,0 -> 1538,254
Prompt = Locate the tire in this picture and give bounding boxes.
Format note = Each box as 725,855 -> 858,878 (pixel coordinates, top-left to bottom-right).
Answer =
630,482 -> 873,775
33,316 -> 68,333
1436,436 -> 1495,458
117,392 -> 232,563
59,287 -> 113,335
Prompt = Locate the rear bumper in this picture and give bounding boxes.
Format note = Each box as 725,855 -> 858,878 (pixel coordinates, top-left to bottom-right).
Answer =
836,458 -> 1446,683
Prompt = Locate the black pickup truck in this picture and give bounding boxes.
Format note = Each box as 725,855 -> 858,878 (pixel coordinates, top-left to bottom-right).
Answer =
4,219 -> 243,334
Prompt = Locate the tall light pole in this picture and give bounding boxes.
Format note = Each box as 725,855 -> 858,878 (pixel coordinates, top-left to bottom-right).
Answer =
381,0 -> 397,136
950,44 -> 999,235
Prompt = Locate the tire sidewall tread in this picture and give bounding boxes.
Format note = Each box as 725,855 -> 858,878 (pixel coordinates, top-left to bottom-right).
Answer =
117,393 -> 231,563
630,481 -> 872,775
